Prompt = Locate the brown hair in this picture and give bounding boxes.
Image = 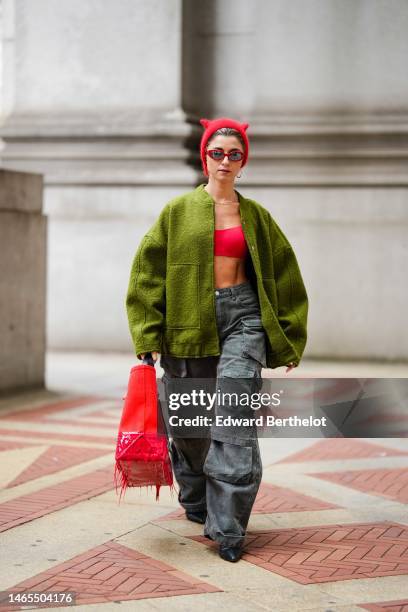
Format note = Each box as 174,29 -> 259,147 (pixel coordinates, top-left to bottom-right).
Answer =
207,127 -> 246,151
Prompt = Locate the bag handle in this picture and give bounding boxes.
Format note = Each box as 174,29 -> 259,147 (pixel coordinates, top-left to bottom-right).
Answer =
121,352 -> 156,401
142,352 -> 155,367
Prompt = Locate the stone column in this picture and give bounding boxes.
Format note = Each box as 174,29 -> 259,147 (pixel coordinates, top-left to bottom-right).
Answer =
0,169 -> 46,393
0,0 -> 197,351
183,0 -> 408,361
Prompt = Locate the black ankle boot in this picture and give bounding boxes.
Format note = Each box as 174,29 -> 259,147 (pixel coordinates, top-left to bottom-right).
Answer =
219,544 -> 243,563
185,510 -> 207,524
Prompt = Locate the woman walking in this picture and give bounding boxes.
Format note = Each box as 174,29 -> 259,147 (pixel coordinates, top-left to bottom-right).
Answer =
126,117 -> 308,562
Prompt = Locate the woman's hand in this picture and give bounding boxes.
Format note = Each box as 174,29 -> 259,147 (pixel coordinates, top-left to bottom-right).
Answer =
140,352 -> 159,362
285,362 -> 296,373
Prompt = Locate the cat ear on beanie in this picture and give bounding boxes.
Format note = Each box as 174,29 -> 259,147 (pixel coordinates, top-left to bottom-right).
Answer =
199,117 -> 250,176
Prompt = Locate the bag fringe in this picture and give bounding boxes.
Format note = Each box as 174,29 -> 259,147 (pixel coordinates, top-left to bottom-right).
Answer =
113,453 -> 176,505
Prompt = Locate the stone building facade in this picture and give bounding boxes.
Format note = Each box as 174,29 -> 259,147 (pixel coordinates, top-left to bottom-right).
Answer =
0,0 -> 407,361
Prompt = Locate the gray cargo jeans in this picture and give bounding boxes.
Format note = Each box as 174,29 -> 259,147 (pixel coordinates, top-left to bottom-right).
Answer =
160,280 -> 266,548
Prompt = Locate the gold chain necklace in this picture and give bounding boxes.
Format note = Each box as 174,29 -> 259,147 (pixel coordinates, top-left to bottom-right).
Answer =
214,199 -> 239,206
204,186 -> 239,206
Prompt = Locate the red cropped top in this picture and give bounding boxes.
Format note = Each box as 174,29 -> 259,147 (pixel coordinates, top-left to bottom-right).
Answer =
214,225 -> 248,259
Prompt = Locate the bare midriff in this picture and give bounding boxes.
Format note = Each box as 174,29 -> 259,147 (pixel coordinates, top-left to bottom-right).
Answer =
214,199 -> 249,289
214,255 -> 248,289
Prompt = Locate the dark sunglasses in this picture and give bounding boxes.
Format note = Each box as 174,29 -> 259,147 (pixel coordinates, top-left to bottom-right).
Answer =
207,148 -> 244,162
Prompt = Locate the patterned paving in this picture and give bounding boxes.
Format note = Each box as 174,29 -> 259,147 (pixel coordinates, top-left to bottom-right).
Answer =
37,417 -> 116,429
358,599 -> 408,611
0,466 -> 114,533
275,439 -> 408,463
155,481 -> 340,522
85,409 -> 121,419
190,521 -> 408,584
0,428 -> 114,446
1,392 -> 408,608
0,396 -> 104,422
310,467 -> 408,504
0,396 -> 120,533
0,440 -> 38,452
6,445 -> 112,488
0,541 -> 221,609
252,482 -> 341,512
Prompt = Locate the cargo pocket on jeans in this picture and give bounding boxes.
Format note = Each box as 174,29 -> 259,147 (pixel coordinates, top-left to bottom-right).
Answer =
203,440 -> 253,484
241,317 -> 267,368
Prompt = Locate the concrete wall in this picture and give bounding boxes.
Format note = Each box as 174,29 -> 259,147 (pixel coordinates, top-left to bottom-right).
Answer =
0,169 -> 46,393
0,0 -> 407,361
0,0 -> 196,353
182,0 -> 408,362
0,1 -> 3,115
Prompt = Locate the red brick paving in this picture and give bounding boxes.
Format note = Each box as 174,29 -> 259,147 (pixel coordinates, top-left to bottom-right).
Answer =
2,394 -> 408,606
6,446 -> 111,489
190,521 -> 408,584
0,467 -> 115,533
38,417 -> 116,429
276,439 -> 408,464
251,482 -> 340,513
310,467 -> 408,504
84,409 -> 120,419
0,440 -> 37,452
0,541 -> 221,609
0,428 -> 113,446
358,600 -> 408,611
363,413 -> 408,425
155,481 -> 340,522
0,396 -> 105,422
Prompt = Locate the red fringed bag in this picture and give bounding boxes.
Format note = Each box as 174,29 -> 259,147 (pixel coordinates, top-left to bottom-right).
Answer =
114,355 -> 175,502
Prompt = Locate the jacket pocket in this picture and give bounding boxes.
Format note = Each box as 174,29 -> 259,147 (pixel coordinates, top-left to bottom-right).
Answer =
166,263 -> 200,329
262,277 -> 278,312
242,317 -> 267,367
203,440 -> 253,484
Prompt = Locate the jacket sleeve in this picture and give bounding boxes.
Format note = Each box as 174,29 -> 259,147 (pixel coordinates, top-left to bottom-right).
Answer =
268,214 -> 309,366
126,206 -> 169,359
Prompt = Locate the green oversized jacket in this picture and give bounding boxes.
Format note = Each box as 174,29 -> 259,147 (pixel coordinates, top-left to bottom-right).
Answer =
126,184 -> 308,369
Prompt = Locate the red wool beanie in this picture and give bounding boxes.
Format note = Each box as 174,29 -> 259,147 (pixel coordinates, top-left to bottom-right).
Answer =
200,117 -> 250,176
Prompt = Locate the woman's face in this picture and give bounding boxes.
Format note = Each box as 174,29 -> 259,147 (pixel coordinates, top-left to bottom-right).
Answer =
206,134 -> 244,183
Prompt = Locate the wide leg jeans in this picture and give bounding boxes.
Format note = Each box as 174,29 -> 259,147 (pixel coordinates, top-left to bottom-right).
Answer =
160,280 -> 266,548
